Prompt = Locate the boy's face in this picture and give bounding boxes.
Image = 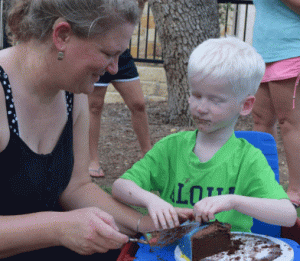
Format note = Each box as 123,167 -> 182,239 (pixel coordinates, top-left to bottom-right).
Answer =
189,77 -> 244,134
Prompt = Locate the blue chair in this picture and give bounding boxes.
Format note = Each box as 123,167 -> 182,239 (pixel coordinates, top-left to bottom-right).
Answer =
235,131 -> 281,238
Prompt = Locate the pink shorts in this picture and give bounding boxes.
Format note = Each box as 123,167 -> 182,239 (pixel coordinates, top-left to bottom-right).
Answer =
262,56 -> 300,83
262,57 -> 300,109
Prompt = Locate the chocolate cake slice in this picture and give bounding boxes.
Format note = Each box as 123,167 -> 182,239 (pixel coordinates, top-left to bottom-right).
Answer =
176,220 -> 234,261
191,220 -> 231,261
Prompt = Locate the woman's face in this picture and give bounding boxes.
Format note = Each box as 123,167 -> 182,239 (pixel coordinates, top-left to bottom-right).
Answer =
61,22 -> 135,94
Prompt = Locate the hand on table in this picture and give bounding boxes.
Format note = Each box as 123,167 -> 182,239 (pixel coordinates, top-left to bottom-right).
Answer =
193,195 -> 235,223
58,207 -> 128,255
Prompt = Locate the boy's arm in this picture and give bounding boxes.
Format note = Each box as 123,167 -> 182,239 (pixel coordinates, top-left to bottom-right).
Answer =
112,178 -> 180,230
233,196 -> 297,227
193,195 -> 297,227
112,178 -> 156,208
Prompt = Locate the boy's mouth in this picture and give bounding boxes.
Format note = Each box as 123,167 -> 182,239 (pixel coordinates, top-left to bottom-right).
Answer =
195,118 -> 210,124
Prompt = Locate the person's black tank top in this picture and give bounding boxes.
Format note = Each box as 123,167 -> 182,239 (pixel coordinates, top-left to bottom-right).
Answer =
0,66 -> 121,261
0,66 -> 74,215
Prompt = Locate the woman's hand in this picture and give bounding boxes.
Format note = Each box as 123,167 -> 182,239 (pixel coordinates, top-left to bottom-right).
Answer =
57,207 -> 129,255
193,195 -> 235,224
145,196 -> 180,230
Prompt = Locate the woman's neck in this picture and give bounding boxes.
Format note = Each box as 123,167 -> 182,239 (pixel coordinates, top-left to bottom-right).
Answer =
6,41 -> 61,103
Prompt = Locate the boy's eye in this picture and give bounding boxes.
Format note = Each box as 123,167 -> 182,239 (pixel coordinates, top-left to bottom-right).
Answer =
210,97 -> 223,104
212,99 -> 221,104
193,94 -> 201,99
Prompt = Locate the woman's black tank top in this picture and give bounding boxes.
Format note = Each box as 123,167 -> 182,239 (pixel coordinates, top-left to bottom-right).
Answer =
0,66 -> 74,215
0,66 -> 121,260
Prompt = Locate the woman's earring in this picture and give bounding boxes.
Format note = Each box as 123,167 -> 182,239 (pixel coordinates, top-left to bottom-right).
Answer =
57,51 -> 64,60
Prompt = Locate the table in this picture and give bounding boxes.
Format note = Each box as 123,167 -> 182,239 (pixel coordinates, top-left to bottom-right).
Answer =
117,237 -> 300,261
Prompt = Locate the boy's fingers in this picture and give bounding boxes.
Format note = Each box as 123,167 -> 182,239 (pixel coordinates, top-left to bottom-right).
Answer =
208,212 -> 215,221
164,209 -> 178,228
165,214 -> 175,228
195,215 -> 202,224
203,214 -> 209,223
170,209 -> 180,227
158,212 -> 168,230
150,212 -> 160,230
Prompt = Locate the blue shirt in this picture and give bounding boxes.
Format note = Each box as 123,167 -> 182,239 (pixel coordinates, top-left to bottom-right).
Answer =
253,0 -> 300,62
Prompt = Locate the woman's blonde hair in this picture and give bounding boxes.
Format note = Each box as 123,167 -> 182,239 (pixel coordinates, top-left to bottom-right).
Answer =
6,0 -> 139,43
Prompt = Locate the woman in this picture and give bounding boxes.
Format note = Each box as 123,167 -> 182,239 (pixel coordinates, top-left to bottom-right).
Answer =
0,0 -> 164,259
252,0 -> 300,207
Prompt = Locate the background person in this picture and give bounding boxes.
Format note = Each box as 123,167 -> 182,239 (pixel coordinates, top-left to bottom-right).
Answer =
112,37 -> 297,232
0,0 -> 159,259
88,48 -> 151,178
252,0 -> 300,207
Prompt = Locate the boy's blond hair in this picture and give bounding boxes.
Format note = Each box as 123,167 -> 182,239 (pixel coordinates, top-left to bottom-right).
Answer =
188,37 -> 265,97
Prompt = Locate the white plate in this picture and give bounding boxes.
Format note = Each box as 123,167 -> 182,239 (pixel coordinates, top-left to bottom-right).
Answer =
174,232 -> 294,261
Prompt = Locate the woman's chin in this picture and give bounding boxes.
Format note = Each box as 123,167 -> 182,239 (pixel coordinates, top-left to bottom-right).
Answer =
78,83 -> 95,94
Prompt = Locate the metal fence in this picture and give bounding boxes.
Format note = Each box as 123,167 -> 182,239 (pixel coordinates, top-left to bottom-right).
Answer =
0,0 -> 255,61
131,0 -> 254,64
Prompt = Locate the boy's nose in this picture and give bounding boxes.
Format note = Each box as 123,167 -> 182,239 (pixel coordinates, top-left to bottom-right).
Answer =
106,56 -> 119,75
196,100 -> 209,113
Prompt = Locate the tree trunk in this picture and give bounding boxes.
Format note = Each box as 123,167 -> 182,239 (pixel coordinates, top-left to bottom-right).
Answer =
148,0 -> 220,125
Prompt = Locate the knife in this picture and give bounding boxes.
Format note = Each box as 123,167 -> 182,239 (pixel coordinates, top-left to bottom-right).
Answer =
129,221 -> 212,247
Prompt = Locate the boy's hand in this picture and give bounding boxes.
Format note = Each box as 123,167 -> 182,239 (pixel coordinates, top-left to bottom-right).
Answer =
175,207 -> 195,224
193,195 -> 236,223
146,196 -> 180,230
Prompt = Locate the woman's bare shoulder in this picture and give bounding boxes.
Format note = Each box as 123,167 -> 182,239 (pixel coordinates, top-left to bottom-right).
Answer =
0,48 -> 14,72
0,48 -> 11,60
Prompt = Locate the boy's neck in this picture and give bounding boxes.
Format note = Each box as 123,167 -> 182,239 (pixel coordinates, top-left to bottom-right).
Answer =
194,127 -> 234,163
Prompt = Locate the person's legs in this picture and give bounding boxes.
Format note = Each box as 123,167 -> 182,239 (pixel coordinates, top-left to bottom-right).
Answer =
113,79 -> 151,156
268,77 -> 300,204
88,87 -> 108,177
252,82 -> 278,140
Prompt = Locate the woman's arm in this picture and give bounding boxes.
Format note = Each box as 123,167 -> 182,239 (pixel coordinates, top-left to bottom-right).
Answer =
59,94 -> 155,234
280,0 -> 300,15
0,208 -> 132,258
0,212 -> 60,258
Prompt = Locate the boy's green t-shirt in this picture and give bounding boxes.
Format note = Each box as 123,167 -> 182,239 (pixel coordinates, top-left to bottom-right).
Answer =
120,130 -> 288,232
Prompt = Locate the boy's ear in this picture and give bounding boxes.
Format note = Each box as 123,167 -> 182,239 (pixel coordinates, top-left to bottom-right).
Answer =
240,96 -> 255,116
52,18 -> 72,51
